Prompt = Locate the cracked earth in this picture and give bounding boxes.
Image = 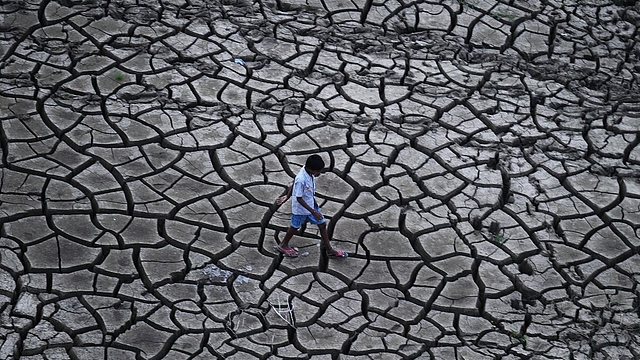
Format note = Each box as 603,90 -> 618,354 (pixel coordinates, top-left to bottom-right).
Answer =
1,0 -> 640,359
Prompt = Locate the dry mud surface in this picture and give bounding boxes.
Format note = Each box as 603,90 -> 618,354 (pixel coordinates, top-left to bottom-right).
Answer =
1,0 -> 640,359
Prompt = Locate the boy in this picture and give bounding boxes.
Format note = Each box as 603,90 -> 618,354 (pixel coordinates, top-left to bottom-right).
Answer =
275,155 -> 348,258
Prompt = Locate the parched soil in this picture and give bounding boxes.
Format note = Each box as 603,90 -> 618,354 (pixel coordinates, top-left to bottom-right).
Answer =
0,0 -> 639,359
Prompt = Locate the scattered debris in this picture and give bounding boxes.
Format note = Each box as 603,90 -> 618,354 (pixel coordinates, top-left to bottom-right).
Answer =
202,265 -> 232,282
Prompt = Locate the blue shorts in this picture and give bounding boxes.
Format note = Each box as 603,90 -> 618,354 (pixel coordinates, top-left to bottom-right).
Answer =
291,205 -> 325,228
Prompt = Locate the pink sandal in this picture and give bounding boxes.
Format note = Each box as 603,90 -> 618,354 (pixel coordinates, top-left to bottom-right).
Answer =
327,249 -> 348,258
277,246 -> 299,257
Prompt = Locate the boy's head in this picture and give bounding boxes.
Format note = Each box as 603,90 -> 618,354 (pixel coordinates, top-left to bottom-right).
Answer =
305,154 -> 325,172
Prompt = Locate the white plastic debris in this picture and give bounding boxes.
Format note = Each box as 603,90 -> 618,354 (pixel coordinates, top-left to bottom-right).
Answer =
236,275 -> 251,284
202,265 -> 232,282
234,58 -> 245,66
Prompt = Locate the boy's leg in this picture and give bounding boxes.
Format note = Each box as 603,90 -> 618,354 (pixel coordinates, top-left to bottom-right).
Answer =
279,226 -> 297,250
278,214 -> 305,256
318,222 -> 348,258
277,226 -> 299,257
310,205 -> 347,258
318,223 -> 331,250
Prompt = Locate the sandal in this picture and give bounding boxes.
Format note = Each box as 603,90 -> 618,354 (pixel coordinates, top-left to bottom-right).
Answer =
277,246 -> 299,257
327,250 -> 348,258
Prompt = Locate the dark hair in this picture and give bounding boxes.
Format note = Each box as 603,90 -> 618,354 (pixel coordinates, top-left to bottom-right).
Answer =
305,154 -> 325,171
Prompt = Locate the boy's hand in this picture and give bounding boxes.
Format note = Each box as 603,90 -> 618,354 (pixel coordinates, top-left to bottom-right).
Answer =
311,209 -> 322,220
275,182 -> 293,206
274,195 -> 288,205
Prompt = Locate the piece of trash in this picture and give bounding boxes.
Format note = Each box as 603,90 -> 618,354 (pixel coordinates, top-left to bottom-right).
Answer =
300,252 -> 309,257
236,275 -> 251,284
234,58 -> 245,66
202,265 -> 232,282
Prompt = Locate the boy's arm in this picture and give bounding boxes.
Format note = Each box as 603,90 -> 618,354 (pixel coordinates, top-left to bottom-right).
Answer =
274,182 -> 293,205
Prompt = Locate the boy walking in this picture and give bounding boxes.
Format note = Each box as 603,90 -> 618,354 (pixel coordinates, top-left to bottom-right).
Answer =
276,155 -> 348,258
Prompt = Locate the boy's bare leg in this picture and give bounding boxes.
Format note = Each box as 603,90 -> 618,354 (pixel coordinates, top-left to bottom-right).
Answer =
318,223 -> 341,255
279,226 -> 297,249
318,223 -> 347,257
318,223 -> 331,250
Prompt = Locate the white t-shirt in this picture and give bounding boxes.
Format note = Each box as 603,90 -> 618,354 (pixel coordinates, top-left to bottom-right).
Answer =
291,167 -> 316,215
